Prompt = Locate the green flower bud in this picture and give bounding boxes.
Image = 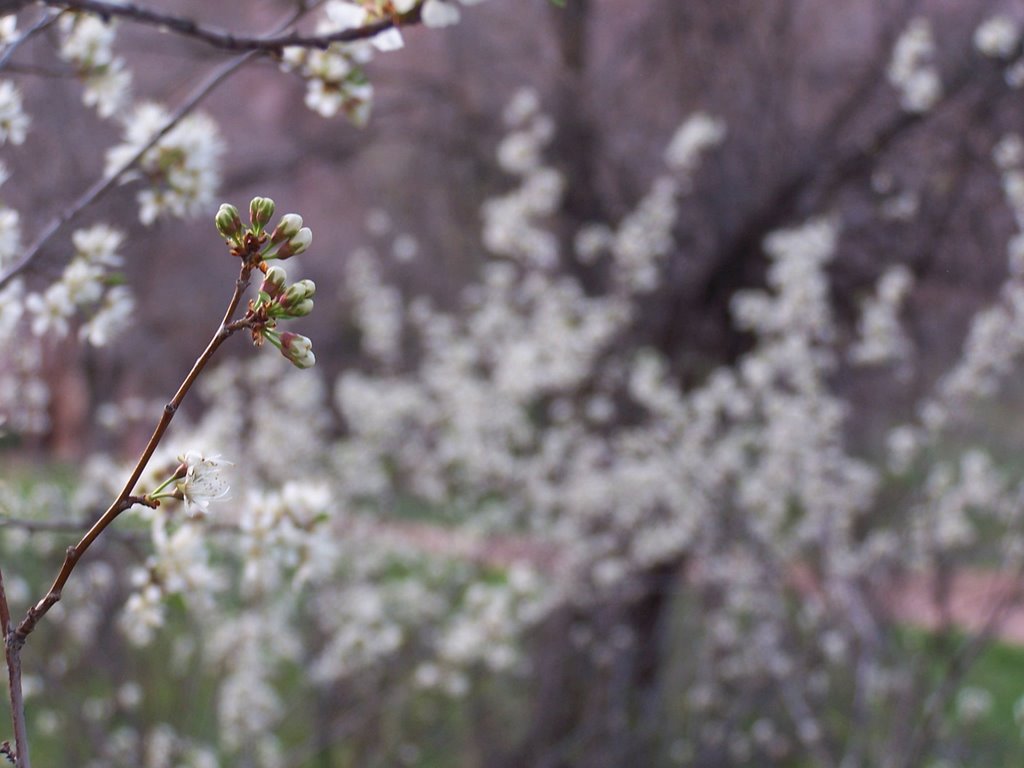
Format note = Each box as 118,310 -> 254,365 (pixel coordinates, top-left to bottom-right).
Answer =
249,197 -> 276,232
283,278 -> 315,306
287,298 -> 314,317
215,203 -> 243,243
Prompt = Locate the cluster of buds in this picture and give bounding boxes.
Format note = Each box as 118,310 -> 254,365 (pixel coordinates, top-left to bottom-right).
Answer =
215,197 -> 317,369
252,265 -> 317,368
215,197 -> 313,268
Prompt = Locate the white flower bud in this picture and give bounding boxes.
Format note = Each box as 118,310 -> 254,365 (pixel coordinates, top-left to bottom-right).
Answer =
260,265 -> 288,297
270,213 -> 304,245
276,227 -> 313,260
279,331 -> 315,369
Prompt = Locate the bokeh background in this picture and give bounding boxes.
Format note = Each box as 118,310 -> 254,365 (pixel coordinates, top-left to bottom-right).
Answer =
5,1 -> 1024,766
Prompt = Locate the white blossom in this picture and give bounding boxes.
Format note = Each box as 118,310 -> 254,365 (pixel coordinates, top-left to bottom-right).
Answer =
664,112 -> 726,172
175,451 -> 231,516
0,80 -> 29,145
106,103 -> 223,224
80,285 -> 134,347
849,265 -> 914,365
58,13 -> 133,118
72,224 -> 124,267
0,15 -> 17,46
888,18 -> 942,112
422,0 -> 461,27
974,15 -> 1020,59
26,283 -> 73,338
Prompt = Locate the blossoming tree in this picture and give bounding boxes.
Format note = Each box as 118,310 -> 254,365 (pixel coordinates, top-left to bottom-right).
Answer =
3,2 -> 1024,767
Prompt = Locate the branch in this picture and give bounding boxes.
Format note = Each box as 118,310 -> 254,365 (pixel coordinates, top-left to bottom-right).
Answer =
0,3 -> 314,292
0,567 -> 29,768
46,0 -> 423,53
11,268 -> 251,647
0,8 -> 60,74
0,60 -> 251,291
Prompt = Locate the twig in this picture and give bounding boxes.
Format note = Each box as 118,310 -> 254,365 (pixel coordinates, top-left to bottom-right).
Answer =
0,52 -> 254,291
11,269 -> 250,646
47,0 -> 422,53
0,567 -> 29,768
0,8 -> 60,74
0,75 -> 247,293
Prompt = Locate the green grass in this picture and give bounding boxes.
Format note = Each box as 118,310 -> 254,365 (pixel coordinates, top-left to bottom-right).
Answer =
900,627 -> 1024,766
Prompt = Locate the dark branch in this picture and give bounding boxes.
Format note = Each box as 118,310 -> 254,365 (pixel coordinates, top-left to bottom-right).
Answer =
0,52 -> 260,292
0,567 -> 29,768
48,0 -> 423,54
0,8 -> 60,74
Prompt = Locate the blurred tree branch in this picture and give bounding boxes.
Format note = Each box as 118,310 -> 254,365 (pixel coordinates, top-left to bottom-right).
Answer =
45,0 -> 423,53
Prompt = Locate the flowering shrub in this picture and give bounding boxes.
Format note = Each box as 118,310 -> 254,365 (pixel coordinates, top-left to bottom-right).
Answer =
2,2 -> 1024,768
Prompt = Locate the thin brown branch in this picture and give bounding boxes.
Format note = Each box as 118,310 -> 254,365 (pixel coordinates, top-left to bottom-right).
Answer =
12,267 -> 251,647
0,567 -> 29,768
47,0 -> 422,53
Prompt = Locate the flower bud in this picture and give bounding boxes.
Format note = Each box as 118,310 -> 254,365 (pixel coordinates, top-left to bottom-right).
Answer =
282,279 -> 315,306
215,203 -> 243,242
287,298 -> 314,317
249,197 -> 275,231
276,227 -> 313,260
279,331 -> 315,369
260,265 -> 288,298
269,213 -> 304,245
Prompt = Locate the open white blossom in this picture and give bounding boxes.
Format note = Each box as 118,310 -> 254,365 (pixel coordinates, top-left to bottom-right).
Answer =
0,80 -> 29,145
80,285 -> 134,347
280,0 -> 493,120
72,224 -> 124,268
280,1 -> 378,123
26,283 -> 73,338
58,13 -> 133,118
23,224 -> 129,344
175,451 -> 231,516
105,103 -> 223,223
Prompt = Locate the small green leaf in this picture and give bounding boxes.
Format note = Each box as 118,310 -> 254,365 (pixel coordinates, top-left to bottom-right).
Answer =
550,0 -> 566,6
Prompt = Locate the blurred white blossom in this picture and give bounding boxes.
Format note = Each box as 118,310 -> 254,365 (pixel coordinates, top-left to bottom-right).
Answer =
974,15 -> 1020,59
888,18 -> 942,112
105,103 -> 223,223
